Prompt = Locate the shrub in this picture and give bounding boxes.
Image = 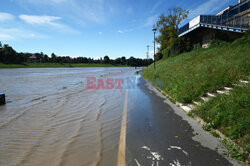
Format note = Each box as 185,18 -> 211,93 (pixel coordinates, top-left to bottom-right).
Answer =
209,39 -> 227,48
155,52 -> 163,61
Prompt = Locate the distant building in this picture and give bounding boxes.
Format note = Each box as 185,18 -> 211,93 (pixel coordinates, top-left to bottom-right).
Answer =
179,0 -> 250,48
27,55 -> 39,62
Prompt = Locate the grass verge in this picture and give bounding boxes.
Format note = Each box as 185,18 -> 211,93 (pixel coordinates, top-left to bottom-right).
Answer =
192,84 -> 250,162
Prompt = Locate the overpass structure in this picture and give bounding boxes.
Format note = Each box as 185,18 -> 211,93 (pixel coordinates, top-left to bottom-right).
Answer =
178,0 -> 250,47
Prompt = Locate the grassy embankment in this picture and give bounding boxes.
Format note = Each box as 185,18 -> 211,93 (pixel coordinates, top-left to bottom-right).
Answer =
142,33 -> 250,162
0,63 -> 127,68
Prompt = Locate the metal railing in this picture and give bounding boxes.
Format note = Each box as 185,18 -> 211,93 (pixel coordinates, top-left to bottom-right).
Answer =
200,15 -> 250,29
179,0 -> 250,35
179,14 -> 250,35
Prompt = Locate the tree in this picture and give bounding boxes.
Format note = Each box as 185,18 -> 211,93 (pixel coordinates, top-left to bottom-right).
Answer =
114,57 -> 121,64
0,41 -> 154,66
155,52 -> 163,61
51,53 -> 57,63
0,44 -> 19,63
121,56 -> 126,65
43,54 -> 49,62
155,7 -> 189,50
127,56 -> 137,66
103,55 -> 110,64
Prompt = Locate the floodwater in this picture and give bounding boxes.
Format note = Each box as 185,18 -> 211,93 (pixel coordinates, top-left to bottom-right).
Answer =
0,67 -> 134,166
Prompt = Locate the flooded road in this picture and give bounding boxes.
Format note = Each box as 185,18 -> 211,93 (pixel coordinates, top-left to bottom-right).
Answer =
0,67 -> 134,166
0,67 -> 236,166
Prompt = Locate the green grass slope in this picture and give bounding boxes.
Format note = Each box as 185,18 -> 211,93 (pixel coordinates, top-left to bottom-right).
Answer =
143,33 -> 250,103
143,33 -> 250,162
192,84 -> 250,161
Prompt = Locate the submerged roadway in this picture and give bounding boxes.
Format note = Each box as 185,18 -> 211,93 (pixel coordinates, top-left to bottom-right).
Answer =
118,71 -> 240,166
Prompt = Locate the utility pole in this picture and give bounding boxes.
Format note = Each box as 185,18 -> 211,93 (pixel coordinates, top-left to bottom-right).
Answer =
152,28 -> 157,70
146,45 -> 149,59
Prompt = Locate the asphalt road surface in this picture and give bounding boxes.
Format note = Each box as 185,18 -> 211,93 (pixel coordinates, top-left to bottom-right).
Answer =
123,72 -> 239,166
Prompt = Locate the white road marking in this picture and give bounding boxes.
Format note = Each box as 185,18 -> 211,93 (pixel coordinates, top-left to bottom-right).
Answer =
168,146 -> 189,156
141,146 -> 150,151
150,151 -> 163,160
169,159 -> 181,166
134,158 -> 141,166
117,89 -> 128,166
141,145 -> 164,166
168,146 -> 182,150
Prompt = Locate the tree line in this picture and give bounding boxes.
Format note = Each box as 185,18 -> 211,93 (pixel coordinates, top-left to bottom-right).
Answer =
0,42 -> 153,67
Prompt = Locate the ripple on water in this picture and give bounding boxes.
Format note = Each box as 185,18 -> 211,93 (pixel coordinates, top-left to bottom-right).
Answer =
0,67 -> 133,166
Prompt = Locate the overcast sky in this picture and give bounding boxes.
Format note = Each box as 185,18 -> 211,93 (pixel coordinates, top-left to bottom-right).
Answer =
0,0 -> 238,59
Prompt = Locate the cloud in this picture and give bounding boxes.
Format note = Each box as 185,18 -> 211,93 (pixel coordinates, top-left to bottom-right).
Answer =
50,0 -> 67,3
0,12 -> 15,22
118,30 -> 124,34
0,34 -> 14,40
118,29 -> 133,34
149,45 -> 161,55
150,1 -> 162,14
188,0 -> 230,19
0,28 -> 49,41
19,14 -> 80,34
16,0 -> 112,25
144,15 -> 158,27
19,15 -> 61,25
17,0 -> 67,5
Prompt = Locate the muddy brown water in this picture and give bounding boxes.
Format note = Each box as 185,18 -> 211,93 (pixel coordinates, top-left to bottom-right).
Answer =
0,67 -> 135,166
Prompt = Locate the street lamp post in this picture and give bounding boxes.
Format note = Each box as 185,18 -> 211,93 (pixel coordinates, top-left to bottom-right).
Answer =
152,28 -> 157,70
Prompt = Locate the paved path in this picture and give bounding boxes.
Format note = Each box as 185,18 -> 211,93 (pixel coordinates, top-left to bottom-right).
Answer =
121,73 -> 238,166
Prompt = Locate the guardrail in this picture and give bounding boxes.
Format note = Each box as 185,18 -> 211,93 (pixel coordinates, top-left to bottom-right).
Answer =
179,0 -> 250,35
179,14 -> 250,35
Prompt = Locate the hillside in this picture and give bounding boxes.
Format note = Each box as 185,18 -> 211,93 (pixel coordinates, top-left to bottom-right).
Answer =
143,33 -> 250,103
142,33 -> 250,162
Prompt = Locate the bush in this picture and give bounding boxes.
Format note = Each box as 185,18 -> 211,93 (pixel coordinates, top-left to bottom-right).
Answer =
209,39 -> 227,48
193,43 -> 202,50
155,52 -> 163,61
160,37 -> 192,59
161,48 -> 170,59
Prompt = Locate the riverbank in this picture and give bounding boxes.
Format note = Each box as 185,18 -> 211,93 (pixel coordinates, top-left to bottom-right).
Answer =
142,33 -> 250,163
0,63 -> 128,68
